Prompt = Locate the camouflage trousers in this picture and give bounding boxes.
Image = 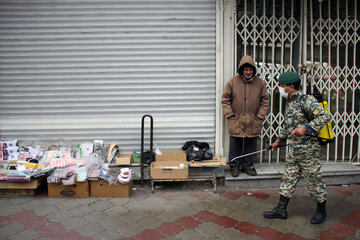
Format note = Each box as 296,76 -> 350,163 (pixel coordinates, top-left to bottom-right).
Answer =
279,142 -> 328,203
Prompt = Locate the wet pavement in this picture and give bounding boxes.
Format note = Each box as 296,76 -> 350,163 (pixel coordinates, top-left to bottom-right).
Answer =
0,181 -> 359,240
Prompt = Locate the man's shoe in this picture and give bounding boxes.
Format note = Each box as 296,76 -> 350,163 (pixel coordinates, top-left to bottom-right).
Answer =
230,168 -> 239,177
263,195 -> 290,219
242,167 -> 257,176
311,201 -> 327,224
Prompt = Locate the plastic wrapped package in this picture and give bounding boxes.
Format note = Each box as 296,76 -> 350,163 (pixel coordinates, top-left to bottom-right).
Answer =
93,140 -> 104,154
84,153 -> 104,172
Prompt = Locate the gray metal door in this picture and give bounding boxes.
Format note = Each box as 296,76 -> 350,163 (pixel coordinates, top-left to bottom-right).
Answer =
0,0 -> 217,152
235,0 -> 360,163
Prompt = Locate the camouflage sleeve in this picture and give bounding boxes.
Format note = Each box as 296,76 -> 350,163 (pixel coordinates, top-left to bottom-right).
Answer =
278,124 -> 288,140
303,95 -> 331,132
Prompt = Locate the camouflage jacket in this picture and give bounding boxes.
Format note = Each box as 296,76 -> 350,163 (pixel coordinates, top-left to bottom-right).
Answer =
279,91 -> 330,144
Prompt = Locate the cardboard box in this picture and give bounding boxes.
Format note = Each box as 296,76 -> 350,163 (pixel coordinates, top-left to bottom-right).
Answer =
47,181 -> 89,198
189,155 -> 227,167
150,161 -> 188,179
0,188 -> 38,196
90,179 -> 132,197
0,178 -> 45,196
156,151 -> 186,162
115,154 -> 133,166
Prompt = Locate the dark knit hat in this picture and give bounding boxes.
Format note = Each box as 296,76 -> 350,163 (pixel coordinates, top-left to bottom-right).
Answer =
278,72 -> 300,85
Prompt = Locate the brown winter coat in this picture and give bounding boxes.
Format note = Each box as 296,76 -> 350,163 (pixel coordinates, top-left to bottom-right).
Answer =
221,56 -> 269,138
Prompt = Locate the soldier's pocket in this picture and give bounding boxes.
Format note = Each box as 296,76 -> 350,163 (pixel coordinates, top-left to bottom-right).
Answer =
228,117 -> 240,135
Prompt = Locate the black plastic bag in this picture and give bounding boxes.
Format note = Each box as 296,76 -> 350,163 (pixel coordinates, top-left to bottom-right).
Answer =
141,151 -> 155,164
182,141 -> 213,161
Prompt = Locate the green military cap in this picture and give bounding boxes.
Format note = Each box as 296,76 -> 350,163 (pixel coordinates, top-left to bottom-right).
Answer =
278,72 -> 300,84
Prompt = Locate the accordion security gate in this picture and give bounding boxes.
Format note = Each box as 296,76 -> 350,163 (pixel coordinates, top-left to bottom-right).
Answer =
235,0 -> 360,163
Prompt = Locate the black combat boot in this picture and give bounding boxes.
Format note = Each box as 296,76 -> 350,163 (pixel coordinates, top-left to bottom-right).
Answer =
310,201 -> 327,224
263,195 -> 290,219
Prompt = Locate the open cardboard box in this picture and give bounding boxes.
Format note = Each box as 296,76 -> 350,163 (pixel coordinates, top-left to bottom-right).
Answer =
115,153 -> 133,166
151,161 -> 188,179
151,151 -> 188,179
48,181 -> 89,198
0,177 -> 45,196
90,179 -> 132,197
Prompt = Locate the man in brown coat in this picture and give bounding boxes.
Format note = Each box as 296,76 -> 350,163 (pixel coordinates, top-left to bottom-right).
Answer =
221,55 -> 269,177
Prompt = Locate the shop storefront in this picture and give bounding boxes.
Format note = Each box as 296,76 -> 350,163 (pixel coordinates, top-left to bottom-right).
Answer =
0,0 -> 359,194
0,0 -> 218,153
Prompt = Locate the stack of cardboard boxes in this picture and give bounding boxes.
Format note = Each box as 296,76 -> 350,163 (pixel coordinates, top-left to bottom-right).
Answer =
1,148 -> 226,198
48,176 -> 133,198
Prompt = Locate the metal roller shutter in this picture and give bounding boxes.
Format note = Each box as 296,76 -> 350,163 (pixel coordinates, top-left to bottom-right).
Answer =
0,0 -> 216,152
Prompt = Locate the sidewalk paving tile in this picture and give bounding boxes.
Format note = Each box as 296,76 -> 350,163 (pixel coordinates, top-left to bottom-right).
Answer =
0,184 -> 359,240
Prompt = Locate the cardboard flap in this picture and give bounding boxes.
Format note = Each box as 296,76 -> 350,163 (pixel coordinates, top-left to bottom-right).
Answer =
156,151 -> 186,161
189,156 -> 227,167
151,161 -> 188,168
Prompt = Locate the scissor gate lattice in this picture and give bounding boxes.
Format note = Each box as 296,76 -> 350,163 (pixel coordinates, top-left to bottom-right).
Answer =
235,0 -> 360,163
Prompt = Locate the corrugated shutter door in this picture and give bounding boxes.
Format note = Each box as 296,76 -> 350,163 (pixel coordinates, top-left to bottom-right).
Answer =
0,0 -> 216,152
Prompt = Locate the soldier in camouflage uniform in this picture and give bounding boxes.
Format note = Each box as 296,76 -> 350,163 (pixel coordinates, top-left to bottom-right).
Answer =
263,72 -> 330,224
